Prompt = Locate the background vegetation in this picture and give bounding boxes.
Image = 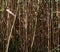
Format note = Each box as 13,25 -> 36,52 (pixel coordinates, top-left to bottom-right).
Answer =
0,0 -> 60,52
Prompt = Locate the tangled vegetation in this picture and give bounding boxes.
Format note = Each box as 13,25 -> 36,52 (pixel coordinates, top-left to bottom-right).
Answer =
0,0 -> 60,52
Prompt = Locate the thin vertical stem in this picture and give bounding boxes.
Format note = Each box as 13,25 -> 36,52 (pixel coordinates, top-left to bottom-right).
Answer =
31,0 -> 38,50
48,0 -> 53,52
24,0 -> 28,52
5,2 -> 19,52
55,0 -> 59,52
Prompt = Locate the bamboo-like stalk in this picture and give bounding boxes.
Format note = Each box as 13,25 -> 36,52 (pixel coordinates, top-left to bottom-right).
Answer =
50,0 -> 53,51
5,12 -> 16,52
6,9 -> 9,36
31,14 -> 37,48
5,2 -> 19,52
47,1 -> 50,52
48,0 -> 53,52
23,0 -> 28,52
6,1 -> 10,51
55,0 -> 59,52
31,0 -> 38,49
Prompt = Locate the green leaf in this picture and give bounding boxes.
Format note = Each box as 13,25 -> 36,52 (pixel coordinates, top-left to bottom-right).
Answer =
0,7 -> 4,12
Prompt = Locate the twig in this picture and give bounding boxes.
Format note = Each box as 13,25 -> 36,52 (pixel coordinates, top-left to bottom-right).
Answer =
5,6 -> 19,52
31,12 -> 37,48
6,9 -> 15,17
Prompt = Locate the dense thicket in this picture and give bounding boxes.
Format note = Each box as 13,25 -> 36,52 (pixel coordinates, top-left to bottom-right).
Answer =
0,0 -> 60,52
